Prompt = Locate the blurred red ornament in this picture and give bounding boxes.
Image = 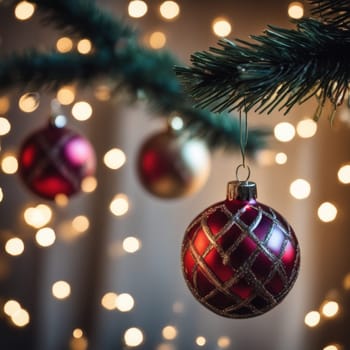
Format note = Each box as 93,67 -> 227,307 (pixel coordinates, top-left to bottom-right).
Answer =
182,180 -> 300,318
18,120 -> 96,200
137,129 -> 210,199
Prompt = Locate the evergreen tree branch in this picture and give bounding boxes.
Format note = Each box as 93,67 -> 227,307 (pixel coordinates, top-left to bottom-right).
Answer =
0,49 -> 267,151
310,0 -> 350,28
175,19 -> 350,117
30,0 -> 135,48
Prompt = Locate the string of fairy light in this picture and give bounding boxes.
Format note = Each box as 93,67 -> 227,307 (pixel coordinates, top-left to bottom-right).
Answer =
0,1 -> 350,349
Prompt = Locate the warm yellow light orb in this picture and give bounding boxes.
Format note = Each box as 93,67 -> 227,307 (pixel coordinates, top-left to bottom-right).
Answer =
110,194 -> 129,216
77,39 -> 92,54
296,119 -> 317,138
56,37 -> 73,53
72,215 -> 90,233
103,148 -> 126,170
288,2 -> 304,19
212,18 -> 232,37
81,176 -> 98,193
35,227 -> 56,247
275,152 -> 288,165
73,328 -> 84,339
338,164 -> 350,184
124,327 -> 144,347
1,154 -> 18,174
5,238 -> 25,256
101,292 -> 118,310
15,1 -> 36,21
162,325 -> 177,340
274,122 -> 296,142
52,280 -> 71,299
321,300 -> 340,318
0,96 -> 10,114
4,300 -> 21,316
318,202 -> 337,223
196,336 -> 207,346
24,204 -> 52,228
18,92 -> 40,113
217,336 -> 231,348
72,101 -> 93,121
122,236 -> 141,253
159,1 -> 180,20
116,293 -> 135,312
304,310 -> 321,327
0,117 -> 11,136
289,179 -> 311,199
128,0 -> 148,18
149,31 -> 167,49
11,308 -> 30,327
56,86 -> 75,105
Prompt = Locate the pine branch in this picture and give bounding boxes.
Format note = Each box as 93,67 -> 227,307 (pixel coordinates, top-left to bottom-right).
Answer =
30,0 -> 135,48
0,49 -> 268,151
310,0 -> 350,28
175,19 -> 350,117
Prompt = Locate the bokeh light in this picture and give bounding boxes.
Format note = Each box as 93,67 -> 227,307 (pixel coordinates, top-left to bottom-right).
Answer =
72,101 -> 93,121
0,96 -> 10,114
274,122 -> 295,142
56,86 -> 75,105
128,0 -> 148,18
318,202 -> 337,223
72,215 -> 90,233
321,300 -> 340,318
304,310 -> 321,327
5,237 -> 25,256
56,37 -> 73,53
296,118 -> 317,138
35,227 -> 56,247
0,187 -> 3,203
217,336 -> 231,348
212,17 -> 232,37
81,176 -> 98,193
116,293 -> 135,312
73,328 -> 84,339
18,92 -> 40,113
52,280 -> 71,300
275,152 -> 288,165
3,300 -> 21,316
289,179 -> 311,199
24,204 -> 52,228
103,148 -> 126,170
11,308 -> 30,327
337,164 -> 350,184
124,327 -> 144,347
323,344 -> 341,350
14,1 -> 36,21
1,154 -> 18,174
196,336 -> 207,346
288,2 -> 304,19
101,292 -> 118,310
149,31 -> 167,49
159,1 -> 180,20
0,117 -> 11,136
77,39 -> 92,54
162,325 -> 177,340
122,236 -> 141,253
110,194 -> 129,216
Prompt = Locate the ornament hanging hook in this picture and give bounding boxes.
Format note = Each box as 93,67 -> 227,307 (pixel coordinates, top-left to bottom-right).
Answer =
236,105 -> 250,182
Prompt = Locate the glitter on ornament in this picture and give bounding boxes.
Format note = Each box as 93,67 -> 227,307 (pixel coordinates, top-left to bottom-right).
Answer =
181,180 -> 300,318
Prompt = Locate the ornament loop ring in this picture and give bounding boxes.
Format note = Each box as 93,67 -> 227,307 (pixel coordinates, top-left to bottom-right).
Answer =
236,164 -> 251,182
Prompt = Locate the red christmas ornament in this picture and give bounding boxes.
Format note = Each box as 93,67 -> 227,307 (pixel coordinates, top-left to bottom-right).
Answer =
137,129 -> 210,199
18,119 -> 96,200
182,180 -> 300,318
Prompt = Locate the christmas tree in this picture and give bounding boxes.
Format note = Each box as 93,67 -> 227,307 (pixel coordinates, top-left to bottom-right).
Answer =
0,1 -> 349,350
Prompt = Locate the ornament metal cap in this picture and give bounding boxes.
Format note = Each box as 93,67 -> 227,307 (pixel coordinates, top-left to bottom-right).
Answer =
227,181 -> 257,201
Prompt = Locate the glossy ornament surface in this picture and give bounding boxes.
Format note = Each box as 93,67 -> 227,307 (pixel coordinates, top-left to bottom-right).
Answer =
18,121 -> 96,200
182,181 -> 300,318
137,129 -> 210,198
